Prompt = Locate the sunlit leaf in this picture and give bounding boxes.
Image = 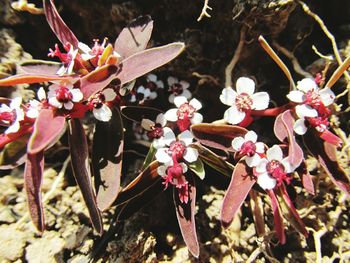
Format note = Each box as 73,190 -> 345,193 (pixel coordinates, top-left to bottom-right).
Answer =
43,0 -> 79,48
24,151 -> 45,232
93,108 -> 124,211
68,119 -> 103,235
221,160 -> 255,228
142,144 -> 157,170
114,16 -> 153,58
188,158 -> 205,180
174,174 -> 199,258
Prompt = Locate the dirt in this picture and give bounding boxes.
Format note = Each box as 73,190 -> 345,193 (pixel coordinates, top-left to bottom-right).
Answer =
1,0 -> 350,262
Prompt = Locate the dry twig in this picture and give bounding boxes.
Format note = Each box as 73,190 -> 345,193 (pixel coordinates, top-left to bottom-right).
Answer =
197,0 -> 212,22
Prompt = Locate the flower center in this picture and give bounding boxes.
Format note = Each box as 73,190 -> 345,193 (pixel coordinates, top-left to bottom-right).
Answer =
48,43 -> 73,66
177,103 -> 195,120
145,81 -> 157,91
147,124 -> 164,139
0,111 -> 16,125
235,93 -> 253,111
266,160 -> 290,186
169,141 -> 186,161
167,163 -> 184,179
170,83 -> 183,95
305,90 -> 322,108
240,141 -> 256,157
55,86 -> 73,103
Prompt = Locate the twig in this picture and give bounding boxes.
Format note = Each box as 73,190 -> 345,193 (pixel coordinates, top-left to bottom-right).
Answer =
192,72 -> 220,86
246,246 -> 262,263
272,41 -> 313,78
11,0 -> 44,15
307,225 -> 328,263
312,45 -> 333,61
197,0 -> 212,22
225,25 -> 247,88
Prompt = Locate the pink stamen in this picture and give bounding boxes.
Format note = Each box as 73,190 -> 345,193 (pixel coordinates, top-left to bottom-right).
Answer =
176,103 -> 195,131
266,160 -> 291,186
169,141 -> 186,161
235,92 -> 253,111
240,141 -> 256,157
55,86 -> 73,103
169,83 -> 184,96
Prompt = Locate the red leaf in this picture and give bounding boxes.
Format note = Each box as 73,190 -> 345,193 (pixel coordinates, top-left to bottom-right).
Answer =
27,109 -> 66,154
68,119 -> 103,235
274,110 -> 303,168
93,108 -> 124,211
304,133 -> 350,195
118,43 -> 185,85
267,189 -> 286,244
174,174 -> 199,258
43,0 -> 79,48
296,161 -> 315,195
221,161 -> 255,228
24,151 -> 45,232
0,74 -> 71,86
191,123 -> 247,151
114,16 -> 153,58
17,60 -> 62,75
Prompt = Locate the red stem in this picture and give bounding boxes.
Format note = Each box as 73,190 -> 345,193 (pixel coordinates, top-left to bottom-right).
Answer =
251,103 -> 292,117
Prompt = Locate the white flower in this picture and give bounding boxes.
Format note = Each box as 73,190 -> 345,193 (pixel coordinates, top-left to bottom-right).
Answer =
0,97 -> 25,134
220,77 -> 270,124
47,83 -> 83,110
141,113 -> 169,149
26,87 -> 47,119
164,96 -> 203,131
168,76 -> 192,103
92,88 -> 117,122
231,130 -> 265,167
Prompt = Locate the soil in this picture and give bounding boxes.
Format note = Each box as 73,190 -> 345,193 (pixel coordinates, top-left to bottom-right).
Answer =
0,0 -> 350,262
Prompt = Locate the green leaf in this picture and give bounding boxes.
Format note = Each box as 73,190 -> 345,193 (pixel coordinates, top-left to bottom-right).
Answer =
142,144 -> 157,170
188,158 -> 205,180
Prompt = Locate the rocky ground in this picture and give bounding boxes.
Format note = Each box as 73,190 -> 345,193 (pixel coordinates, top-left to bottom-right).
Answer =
0,0 -> 350,262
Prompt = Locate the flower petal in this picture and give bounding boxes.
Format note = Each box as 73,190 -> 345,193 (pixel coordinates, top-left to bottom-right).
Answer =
155,148 -> 172,163
255,142 -> 265,153
257,173 -> 276,190
156,113 -> 167,127
178,130 -> 194,146
295,104 -> 318,118
236,77 -> 255,95
93,104 -> 112,122
141,118 -> 154,130
293,118 -> 307,135
70,89 -> 83,102
167,76 -> 178,86
297,78 -> 317,92
156,80 -> 164,89
319,87 -> 335,106
48,97 -> 62,108
183,147 -> 199,163
37,87 -> 46,100
161,127 -> 176,146
164,108 -> 178,122
267,145 -> 283,161
102,88 -> 117,101
147,74 -> 157,82
245,153 -> 262,167
181,89 -> 192,99
168,94 -> 176,104
189,98 -> 202,110
78,42 -> 92,53
174,96 -> 188,108
220,87 -> 237,106
244,130 -> 258,143
286,90 -> 305,103
10,97 -> 22,109
281,158 -> 294,173
231,137 -> 245,151
255,158 -> 268,173
5,121 -> 20,134
224,106 -> 245,124
157,165 -> 167,177
179,80 -> 190,89
191,112 -> 203,124
251,92 -> 269,110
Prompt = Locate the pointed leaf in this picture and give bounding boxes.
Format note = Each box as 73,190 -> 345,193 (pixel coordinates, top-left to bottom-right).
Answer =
192,144 -> 234,177
79,64 -> 121,99
121,106 -> 162,123
221,160 -> 255,228
142,144 -> 157,170
17,60 -> 62,75
325,56 -> 350,89
24,151 -> 45,232
174,174 -> 199,258
43,0 -> 79,48
114,16 -> 153,58
118,43 -> 185,85
267,189 -> 286,244
68,119 -> 103,235
115,161 -> 160,205
27,109 -> 66,154
0,74 -> 71,86
0,134 -> 29,169
93,108 -> 124,211
188,158 -> 205,180
296,161 -> 315,195
303,133 -> 350,195
191,123 -> 247,151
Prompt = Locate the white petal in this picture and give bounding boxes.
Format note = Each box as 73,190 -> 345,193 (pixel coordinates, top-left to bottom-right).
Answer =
156,113 -> 166,127
295,104 -> 318,118
64,101 -> 74,110
236,77 -> 255,95
156,80 -> 164,89
16,108 -> 24,121
178,130 -> 194,146
168,94 -> 176,104
26,109 -> 39,119
81,53 -> 95,61
70,89 -> 83,102
164,108 -> 178,122
244,130 -> 257,143
137,86 -> 145,93
141,118 -> 154,130
257,173 -> 276,190
183,147 -> 198,163
57,65 -> 66,76
220,87 -> 237,106
147,74 -> 157,82
143,88 -> 151,97
181,89 -> 192,99
245,153 -> 262,167
179,80 -> 190,89
0,104 -> 11,113
167,76 -> 178,86
93,104 -> 112,122
191,113 -> 203,124
189,98 -> 202,110
48,97 -> 62,108
174,96 -> 188,108
286,90 -> 305,103
297,78 -> 317,92
149,91 -> 157,100
5,121 -> 20,134
10,97 -> 22,109
293,118 -> 307,135
224,106 -> 246,124
255,142 -> 265,153
267,145 -> 283,161
157,165 -> 167,177
102,88 -> 117,101
155,148 -> 172,163
180,162 -> 188,173
255,158 -> 268,173
153,138 -> 165,149
78,42 -> 92,53
37,87 -> 46,100
162,127 -> 176,146
251,92 -> 269,110
231,137 -> 244,151
281,158 -> 294,173
319,87 -> 335,106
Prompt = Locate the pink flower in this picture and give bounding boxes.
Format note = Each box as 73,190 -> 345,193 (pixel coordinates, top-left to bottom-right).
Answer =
231,130 -> 265,167
26,87 -> 47,119
48,43 -> 78,76
167,76 -> 191,103
47,82 -> 83,110
220,77 -> 269,124
164,96 -> 203,132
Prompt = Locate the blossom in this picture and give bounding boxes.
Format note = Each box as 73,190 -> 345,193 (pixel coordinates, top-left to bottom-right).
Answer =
164,96 -> 203,132
220,77 -> 270,125
88,88 -> 117,122
48,43 -> 78,76
231,130 -> 265,167
255,145 -> 294,190
26,87 -> 46,119
130,85 -> 157,103
47,82 -> 83,110
141,113 -> 171,149
0,97 -> 25,134
167,76 -> 191,103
